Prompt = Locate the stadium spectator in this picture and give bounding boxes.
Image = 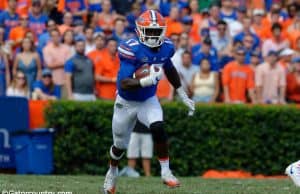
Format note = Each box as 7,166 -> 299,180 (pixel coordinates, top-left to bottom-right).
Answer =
169,33 -> 180,49
191,58 -> 219,103
261,10 -> 285,39
211,20 -> 230,56
0,48 -> 10,96
249,50 -> 262,71
46,0 -> 63,25
165,6 -> 183,37
62,29 -> 76,56
141,0 -> 159,12
159,0 -> 186,17
0,0 -> 19,40
73,19 -> 85,38
126,3 -> 142,34
38,19 -> 57,50
58,12 -> 73,35
175,51 -> 198,97
287,11 -> 300,50
284,3 -> 297,29
256,50 -> 286,104
295,37 -> 300,57
57,0 -> 87,23
6,70 -> 30,98
111,0 -> 136,15
278,48 -> 295,73
86,12 -> 102,33
2,0 -> 31,16
222,47 -> 256,104
220,0 -> 237,24
92,38 -> 119,100
191,37 -> 219,72
166,6 -> 183,37
263,3 -> 286,26
120,120 -> 153,177
32,68 -> 61,100
234,17 -> 261,50
98,0 -> 119,35
13,37 -> 42,90
87,33 -> 105,93
84,26 -> 95,55
227,5 -> 247,37
189,0 -> 202,44
201,4 -> 220,42
43,29 -> 71,86
65,37 -> 95,101
180,15 -> 199,46
111,18 -> 133,45
24,30 -> 37,46
0,26 -> 11,57
9,14 -> 30,48
28,0 -> 48,37
243,34 -> 261,65
286,57 -> 300,103
171,32 -> 189,68
252,9 -> 266,40
86,0 -> 102,13
262,23 -> 290,57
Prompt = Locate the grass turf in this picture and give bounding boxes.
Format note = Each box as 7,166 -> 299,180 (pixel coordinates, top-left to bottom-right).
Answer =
0,175 -> 299,194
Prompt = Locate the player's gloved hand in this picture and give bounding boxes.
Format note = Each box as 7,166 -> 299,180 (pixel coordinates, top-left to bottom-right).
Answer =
176,86 -> 195,116
140,65 -> 163,87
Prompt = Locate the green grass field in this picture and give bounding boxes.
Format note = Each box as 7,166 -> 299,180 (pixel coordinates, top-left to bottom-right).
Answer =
0,175 -> 299,194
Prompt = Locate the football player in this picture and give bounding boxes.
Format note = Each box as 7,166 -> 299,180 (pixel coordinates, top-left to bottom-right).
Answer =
103,10 -> 195,194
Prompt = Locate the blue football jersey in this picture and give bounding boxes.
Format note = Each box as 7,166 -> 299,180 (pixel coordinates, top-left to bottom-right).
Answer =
117,38 -> 175,101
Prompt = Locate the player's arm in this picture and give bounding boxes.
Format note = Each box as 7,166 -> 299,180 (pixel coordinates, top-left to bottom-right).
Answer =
118,43 -> 162,90
120,78 -> 141,90
119,62 -> 162,90
164,59 -> 195,115
164,63 -> 181,89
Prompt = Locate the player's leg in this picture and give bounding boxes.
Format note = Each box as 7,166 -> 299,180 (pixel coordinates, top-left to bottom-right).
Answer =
141,133 -> 153,176
103,96 -> 137,194
286,160 -> 300,187
138,96 -> 180,187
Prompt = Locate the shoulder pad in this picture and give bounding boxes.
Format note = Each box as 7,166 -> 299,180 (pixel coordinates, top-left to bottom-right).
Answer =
118,39 -> 140,60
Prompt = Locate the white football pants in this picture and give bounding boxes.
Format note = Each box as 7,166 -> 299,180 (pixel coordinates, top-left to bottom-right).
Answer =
112,95 -> 163,149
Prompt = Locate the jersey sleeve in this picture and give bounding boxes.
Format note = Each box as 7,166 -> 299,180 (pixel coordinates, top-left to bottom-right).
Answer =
117,41 -> 137,64
117,41 -> 137,80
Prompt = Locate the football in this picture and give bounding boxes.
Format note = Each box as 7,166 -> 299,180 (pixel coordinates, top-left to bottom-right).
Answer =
133,65 -> 159,79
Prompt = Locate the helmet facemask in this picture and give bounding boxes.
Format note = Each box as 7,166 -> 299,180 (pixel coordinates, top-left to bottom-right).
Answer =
136,24 -> 166,48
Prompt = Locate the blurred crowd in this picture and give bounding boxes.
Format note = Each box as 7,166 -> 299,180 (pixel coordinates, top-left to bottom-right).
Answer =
0,0 -> 300,104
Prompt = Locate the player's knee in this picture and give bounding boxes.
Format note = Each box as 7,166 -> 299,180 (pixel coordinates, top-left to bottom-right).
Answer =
113,127 -> 129,149
110,145 -> 125,160
150,121 -> 168,143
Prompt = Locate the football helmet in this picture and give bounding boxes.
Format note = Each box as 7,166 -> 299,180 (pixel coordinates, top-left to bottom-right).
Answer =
135,10 -> 166,48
